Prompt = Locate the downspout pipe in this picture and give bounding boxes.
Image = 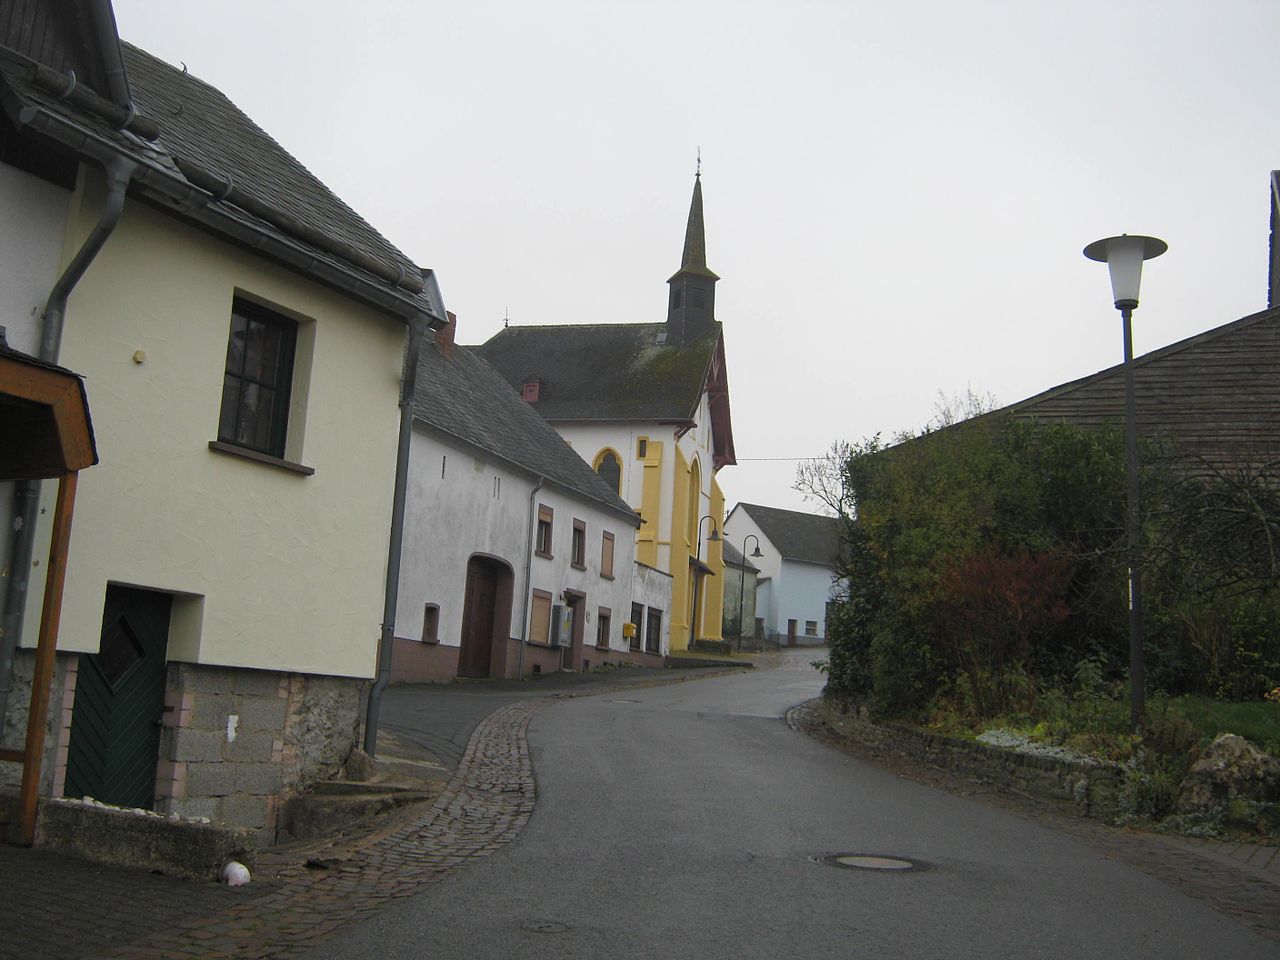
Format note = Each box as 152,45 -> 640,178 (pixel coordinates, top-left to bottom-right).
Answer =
363,320 -> 427,756
0,156 -> 137,738
516,477 -> 545,681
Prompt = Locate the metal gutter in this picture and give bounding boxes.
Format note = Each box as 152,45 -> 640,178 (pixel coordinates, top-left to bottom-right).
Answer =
516,477 -> 545,680
363,321 -> 430,756
0,155 -> 137,738
8,101 -> 447,329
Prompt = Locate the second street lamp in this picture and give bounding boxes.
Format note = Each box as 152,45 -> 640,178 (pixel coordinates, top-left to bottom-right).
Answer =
736,535 -> 763,653
690,515 -> 720,649
1083,233 -> 1167,731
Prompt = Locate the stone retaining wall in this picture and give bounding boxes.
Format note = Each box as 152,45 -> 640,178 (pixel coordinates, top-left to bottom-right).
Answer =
156,663 -> 362,843
804,699 -> 1123,820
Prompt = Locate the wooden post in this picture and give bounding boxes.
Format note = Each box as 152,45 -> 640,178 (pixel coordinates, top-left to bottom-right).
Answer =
15,471 -> 78,846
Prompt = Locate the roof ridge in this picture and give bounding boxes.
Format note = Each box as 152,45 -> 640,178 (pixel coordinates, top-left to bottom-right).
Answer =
1005,304 -> 1280,415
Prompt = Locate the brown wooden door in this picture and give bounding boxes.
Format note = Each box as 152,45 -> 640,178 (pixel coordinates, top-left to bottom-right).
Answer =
787,619 -> 798,646
458,560 -> 498,678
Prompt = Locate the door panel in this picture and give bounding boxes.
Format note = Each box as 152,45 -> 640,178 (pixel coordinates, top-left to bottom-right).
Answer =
65,586 -> 172,809
458,561 -> 498,678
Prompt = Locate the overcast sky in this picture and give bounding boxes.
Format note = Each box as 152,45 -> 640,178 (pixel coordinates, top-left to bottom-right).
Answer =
112,0 -> 1280,515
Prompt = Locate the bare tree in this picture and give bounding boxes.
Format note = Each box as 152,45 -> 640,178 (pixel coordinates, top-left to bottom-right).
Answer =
794,439 -> 855,519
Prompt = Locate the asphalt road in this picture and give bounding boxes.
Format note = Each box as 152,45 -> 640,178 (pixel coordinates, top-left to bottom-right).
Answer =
308,652 -> 1275,959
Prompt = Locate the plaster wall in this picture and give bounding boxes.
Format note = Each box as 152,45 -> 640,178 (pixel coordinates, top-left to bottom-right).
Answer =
775,560 -> 839,642
396,429 -> 637,661
19,174 -> 404,679
630,562 -> 673,655
723,507 -> 783,582
0,160 -> 69,354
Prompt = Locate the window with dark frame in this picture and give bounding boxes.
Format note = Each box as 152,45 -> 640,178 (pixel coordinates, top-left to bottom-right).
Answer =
218,298 -> 297,458
637,437 -> 648,459
422,604 -> 440,643
601,531 -> 615,579
629,602 -> 644,652
596,607 -> 611,649
536,505 -> 553,558
645,607 -> 662,654
571,519 -> 586,568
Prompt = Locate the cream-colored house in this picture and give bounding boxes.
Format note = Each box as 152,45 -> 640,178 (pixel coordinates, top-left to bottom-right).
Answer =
0,4 -> 445,840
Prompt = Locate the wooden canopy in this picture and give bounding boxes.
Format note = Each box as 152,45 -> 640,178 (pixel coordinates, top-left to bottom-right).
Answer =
0,349 -> 97,479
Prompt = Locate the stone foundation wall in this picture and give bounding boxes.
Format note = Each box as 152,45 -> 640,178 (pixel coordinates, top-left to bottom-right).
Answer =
808,699 -> 1123,820
0,650 -> 77,797
156,663 -> 363,844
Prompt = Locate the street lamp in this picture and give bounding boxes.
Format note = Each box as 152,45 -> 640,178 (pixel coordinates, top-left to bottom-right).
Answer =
689,515 -> 720,649
1083,233 -> 1167,730
736,535 -> 764,653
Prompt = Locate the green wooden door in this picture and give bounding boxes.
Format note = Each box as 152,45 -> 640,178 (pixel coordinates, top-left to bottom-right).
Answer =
65,586 -> 172,809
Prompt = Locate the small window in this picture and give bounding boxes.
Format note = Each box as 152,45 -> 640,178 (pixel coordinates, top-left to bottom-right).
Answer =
670,287 -> 682,310
805,620 -> 819,637
596,607 -> 611,650
422,604 -> 440,643
601,531 -> 615,579
629,602 -> 644,652
530,590 -> 552,644
571,519 -> 586,568
218,298 -> 297,458
594,450 -> 621,494
522,379 -> 540,402
645,608 -> 662,654
637,437 -> 648,459
536,505 -> 553,558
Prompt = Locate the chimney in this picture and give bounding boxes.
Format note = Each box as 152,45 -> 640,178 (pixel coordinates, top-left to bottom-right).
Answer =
435,310 -> 457,358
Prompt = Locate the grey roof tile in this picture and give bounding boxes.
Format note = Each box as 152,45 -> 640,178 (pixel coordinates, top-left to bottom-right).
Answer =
472,322 -> 719,422
735,503 -> 841,566
414,340 -> 640,524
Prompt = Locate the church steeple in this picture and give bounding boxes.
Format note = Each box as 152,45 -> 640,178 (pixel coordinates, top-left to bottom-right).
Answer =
666,169 -> 719,346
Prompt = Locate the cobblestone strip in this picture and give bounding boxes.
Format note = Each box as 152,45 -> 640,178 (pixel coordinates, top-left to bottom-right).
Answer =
107,698 -> 548,960
787,699 -> 1280,944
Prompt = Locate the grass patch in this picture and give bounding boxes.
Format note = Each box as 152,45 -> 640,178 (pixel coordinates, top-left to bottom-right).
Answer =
1168,696 -> 1280,754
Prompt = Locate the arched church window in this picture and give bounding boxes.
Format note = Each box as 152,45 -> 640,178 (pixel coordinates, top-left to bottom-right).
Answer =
595,450 -> 622,493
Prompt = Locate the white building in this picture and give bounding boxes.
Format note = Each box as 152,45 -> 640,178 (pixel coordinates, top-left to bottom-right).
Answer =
392,316 -> 655,682
723,503 -> 843,646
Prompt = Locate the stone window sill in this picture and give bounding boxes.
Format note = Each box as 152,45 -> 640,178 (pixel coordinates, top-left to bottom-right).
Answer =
209,440 -> 314,476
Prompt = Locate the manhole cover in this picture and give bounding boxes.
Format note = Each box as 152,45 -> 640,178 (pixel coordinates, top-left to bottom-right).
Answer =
816,853 -> 926,872
522,920 -> 569,933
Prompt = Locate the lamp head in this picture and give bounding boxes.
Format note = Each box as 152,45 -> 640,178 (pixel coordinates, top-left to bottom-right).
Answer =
750,546 -> 763,558
1083,234 -> 1167,310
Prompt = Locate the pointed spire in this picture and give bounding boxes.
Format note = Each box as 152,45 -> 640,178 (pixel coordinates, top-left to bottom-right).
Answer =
676,166 -> 719,281
666,165 -> 720,345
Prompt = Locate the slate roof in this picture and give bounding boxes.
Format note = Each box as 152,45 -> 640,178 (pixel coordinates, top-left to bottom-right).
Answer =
721,540 -> 758,572
735,503 -> 841,567
473,322 -> 720,422
0,35 -> 442,325
999,306 -> 1280,470
414,339 -> 640,525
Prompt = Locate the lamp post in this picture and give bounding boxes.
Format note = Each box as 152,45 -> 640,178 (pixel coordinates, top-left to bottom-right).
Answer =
690,515 -> 720,649
1083,233 -> 1166,731
736,535 -> 764,653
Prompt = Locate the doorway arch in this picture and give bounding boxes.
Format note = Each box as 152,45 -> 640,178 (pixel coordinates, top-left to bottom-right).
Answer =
457,555 -> 515,678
